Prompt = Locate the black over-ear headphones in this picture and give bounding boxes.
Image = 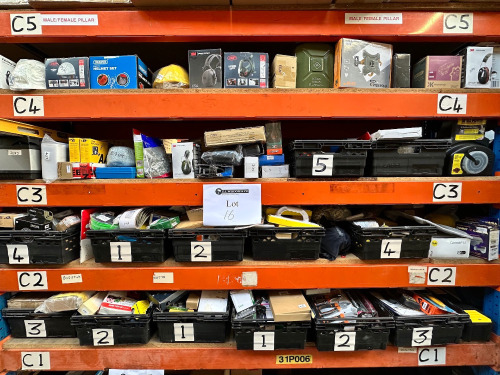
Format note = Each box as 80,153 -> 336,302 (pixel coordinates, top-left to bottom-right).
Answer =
478,53 -> 492,85
238,54 -> 255,78
202,54 -> 221,87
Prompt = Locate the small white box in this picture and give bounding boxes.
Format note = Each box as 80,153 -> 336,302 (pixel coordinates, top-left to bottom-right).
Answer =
244,157 -> 259,178
172,142 -> 196,179
428,237 -> 471,259
261,165 -> 289,178
459,46 -> 494,88
0,55 -> 16,90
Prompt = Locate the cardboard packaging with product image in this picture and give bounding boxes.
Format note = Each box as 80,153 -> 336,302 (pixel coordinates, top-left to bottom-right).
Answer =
45,57 -> 90,89
189,49 -> 222,88
224,52 -> 269,88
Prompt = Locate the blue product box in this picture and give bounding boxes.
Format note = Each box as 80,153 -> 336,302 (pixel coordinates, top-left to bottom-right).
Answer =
259,154 -> 285,166
95,167 -> 136,179
90,55 -> 152,89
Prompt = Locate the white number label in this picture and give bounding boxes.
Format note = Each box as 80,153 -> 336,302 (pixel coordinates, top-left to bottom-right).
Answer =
110,242 -> 132,262
17,271 -> 48,291
190,241 -> 212,262
443,13 -> 473,34
7,244 -> 29,264
21,352 -> 50,370
334,332 -> 356,351
380,239 -> 402,259
92,328 -> 114,346
174,323 -> 194,342
16,185 -> 47,205
412,327 -> 433,346
427,267 -> 456,286
432,183 -> 462,202
418,347 -> 446,366
13,96 -> 45,117
312,155 -> 333,176
437,94 -> 467,115
253,332 -> 275,351
10,14 -> 42,35
24,320 -> 47,337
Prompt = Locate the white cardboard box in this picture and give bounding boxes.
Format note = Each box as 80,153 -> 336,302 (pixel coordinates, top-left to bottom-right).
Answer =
0,55 -> 16,90
244,157 -> 259,178
261,165 -> 289,178
459,46 -> 494,88
428,237 -> 471,259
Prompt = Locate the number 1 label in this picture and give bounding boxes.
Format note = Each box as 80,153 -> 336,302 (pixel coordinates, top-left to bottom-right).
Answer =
190,242 -> 212,262
253,332 -> 275,351
110,242 -> 132,262
174,323 -> 194,341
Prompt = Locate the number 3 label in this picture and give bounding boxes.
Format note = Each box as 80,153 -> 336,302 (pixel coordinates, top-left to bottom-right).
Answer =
334,332 -> 356,351
16,185 -> 47,205
24,320 -> 47,337
312,155 -> 333,176
110,242 -> 132,262
190,242 -> 212,262
254,332 -> 275,351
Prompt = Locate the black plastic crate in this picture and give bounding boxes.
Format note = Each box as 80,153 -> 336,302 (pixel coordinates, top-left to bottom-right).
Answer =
370,139 -> 451,177
289,140 -> 371,177
71,311 -> 152,346
347,223 -> 436,260
249,227 -> 325,260
153,308 -> 229,343
86,229 -> 167,263
2,308 -> 76,338
0,228 -> 79,265
232,310 -> 310,350
170,228 -> 246,262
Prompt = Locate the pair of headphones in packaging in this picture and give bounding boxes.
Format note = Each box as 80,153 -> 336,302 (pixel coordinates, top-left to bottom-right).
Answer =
238,54 -> 255,78
478,53 -> 493,84
202,54 -> 222,87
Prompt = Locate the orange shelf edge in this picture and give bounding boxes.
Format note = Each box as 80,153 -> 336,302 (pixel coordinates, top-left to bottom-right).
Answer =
0,90 -> 499,120
0,338 -> 497,370
0,178 -> 499,207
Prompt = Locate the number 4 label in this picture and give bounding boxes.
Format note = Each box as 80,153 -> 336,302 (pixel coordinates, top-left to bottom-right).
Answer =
191,242 -> 212,262
381,239 -> 402,259
13,96 -> 45,117
254,332 -> 275,351
412,327 -> 433,346
437,94 -> 467,115
7,244 -> 29,264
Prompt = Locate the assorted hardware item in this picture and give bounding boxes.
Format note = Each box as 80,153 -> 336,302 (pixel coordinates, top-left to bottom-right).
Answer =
413,56 -> 462,89
272,54 -> 297,88
189,49 -> 222,88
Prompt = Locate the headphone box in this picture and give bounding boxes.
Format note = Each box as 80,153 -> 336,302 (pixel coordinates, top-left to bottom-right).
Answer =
188,49 -> 222,88
45,57 -> 89,89
0,55 -> 16,90
334,38 -> 393,89
224,52 -> 269,89
171,142 -> 200,179
89,55 -> 152,89
458,46 -> 494,88
412,56 -> 462,88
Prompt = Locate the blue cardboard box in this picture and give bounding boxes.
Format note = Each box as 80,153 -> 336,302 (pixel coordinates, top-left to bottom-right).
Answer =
90,55 -> 152,89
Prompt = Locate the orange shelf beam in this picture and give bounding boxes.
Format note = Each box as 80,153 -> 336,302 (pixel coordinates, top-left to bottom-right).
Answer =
1,259 -> 499,291
1,90 -> 499,120
1,10 -> 500,43
0,338 -> 497,370
0,178 -> 499,207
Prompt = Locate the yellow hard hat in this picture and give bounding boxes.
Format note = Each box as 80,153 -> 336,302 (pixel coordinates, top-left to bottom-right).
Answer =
153,64 -> 189,88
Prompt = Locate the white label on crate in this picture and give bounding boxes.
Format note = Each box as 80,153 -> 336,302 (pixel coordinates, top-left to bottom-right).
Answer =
13,96 -> 45,117
437,94 -> 467,115
427,267 -> 456,286
10,14 -> 42,35
190,241 -> 212,262
174,323 -> 195,342
92,328 -> 114,346
412,327 -> 433,346
312,155 -> 333,176
21,352 -> 50,370
380,239 -> 402,259
443,13 -> 473,34
345,13 -> 403,24
398,347 -> 417,354
41,14 -> 98,26
153,272 -> 174,284
17,271 -> 48,291
7,244 -> 29,264
8,150 -> 22,156
110,242 -> 132,262
432,183 -> 462,202
242,271 -> 258,287
61,274 -> 83,284
253,332 -> 275,351
16,185 -> 47,205
24,320 -> 47,337
418,347 -> 446,366
334,332 -> 356,351
408,266 -> 427,285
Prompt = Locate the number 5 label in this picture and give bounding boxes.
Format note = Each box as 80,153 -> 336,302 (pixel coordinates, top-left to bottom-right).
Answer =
254,332 -> 275,351
312,154 -> 333,176
191,242 -> 212,262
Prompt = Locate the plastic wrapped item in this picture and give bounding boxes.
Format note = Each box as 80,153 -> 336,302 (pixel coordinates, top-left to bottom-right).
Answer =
201,145 -> 244,166
141,132 -> 172,178
35,292 -> 93,313
320,226 -> 351,260
90,211 -> 119,230
153,65 -> 189,89
8,59 -> 46,91
107,146 -> 135,167
41,134 -> 68,182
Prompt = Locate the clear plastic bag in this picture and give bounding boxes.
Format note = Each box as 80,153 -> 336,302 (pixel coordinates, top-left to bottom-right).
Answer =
9,59 -> 46,91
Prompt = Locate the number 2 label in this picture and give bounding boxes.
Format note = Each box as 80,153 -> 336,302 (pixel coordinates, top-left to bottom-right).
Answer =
253,332 -> 275,351
334,332 -> 356,351
92,329 -> 114,346
190,242 -> 212,262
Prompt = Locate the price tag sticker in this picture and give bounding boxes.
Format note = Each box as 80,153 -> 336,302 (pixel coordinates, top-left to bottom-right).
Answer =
61,274 -> 83,284
24,320 -> 47,337
153,272 -> 174,284
17,271 -> 48,291
432,183 -> 462,202
253,332 -> 275,351
10,14 -> 42,35
242,271 -> 258,287
334,332 -> 356,351
174,323 -> 195,342
7,244 -> 29,264
312,155 -> 333,176
190,241 -> 212,262
418,347 -> 446,366
437,94 -> 467,115
110,242 -> 132,262
380,239 -> 402,259
427,267 -> 456,286
92,328 -> 114,346
276,355 -> 313,364
412,327 -> 433,346
21,352 -> 50,370
443,13 -> 473,34
16,185 -> 47,205
13,96 -> 45,117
